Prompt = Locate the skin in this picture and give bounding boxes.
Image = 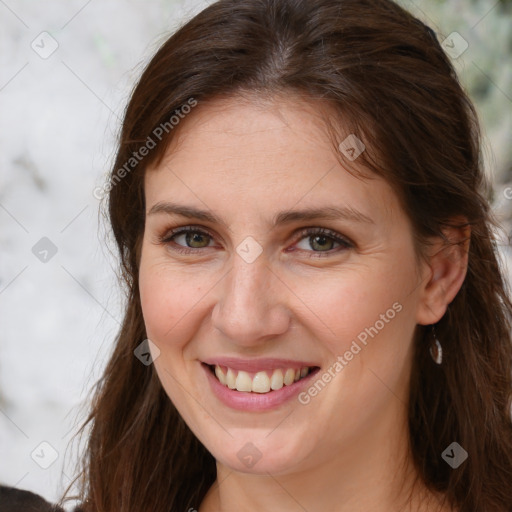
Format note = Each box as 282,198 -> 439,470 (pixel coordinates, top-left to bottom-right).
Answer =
138,94 -> 469,512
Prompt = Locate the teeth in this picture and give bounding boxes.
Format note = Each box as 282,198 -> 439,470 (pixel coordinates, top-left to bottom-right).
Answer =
252,371 -> 271,393
226,367 -> 236,389
270,369 -> 284,390
212,365 -> 312,393
284,368 -> 295,386
235,371 -> 253,392
215,365 -> 227,385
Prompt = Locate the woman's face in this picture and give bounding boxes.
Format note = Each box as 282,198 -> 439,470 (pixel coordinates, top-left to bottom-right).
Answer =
139,95 -> 430,476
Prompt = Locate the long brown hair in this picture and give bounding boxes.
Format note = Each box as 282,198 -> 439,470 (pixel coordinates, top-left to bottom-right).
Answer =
65,0 -> 512,510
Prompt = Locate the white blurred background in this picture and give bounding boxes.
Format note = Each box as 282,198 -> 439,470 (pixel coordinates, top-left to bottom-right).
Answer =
0,0 -> 511,507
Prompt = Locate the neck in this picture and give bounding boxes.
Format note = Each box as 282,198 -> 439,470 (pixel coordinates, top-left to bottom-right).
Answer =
198,407 -> 453,512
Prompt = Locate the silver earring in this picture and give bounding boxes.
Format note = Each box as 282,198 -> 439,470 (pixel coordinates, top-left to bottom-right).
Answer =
429,325 -> 443,365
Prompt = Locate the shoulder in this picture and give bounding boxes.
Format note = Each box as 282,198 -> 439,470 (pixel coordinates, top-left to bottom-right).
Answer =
0,485 -> 64,512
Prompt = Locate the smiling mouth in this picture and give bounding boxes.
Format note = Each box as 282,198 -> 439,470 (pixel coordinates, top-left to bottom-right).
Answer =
205,363 -> 320,393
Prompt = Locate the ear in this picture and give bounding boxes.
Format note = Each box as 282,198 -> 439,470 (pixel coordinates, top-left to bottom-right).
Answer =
416,217 -> 471,326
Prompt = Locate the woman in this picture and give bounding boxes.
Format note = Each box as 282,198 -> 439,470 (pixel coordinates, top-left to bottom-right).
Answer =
3,0 -> 511,510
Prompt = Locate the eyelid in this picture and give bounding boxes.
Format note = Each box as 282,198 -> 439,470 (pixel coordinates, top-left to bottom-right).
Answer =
158,224 -> 218,245
158,224 -> 354,255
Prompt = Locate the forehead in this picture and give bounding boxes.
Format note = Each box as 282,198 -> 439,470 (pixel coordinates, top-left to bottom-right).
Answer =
144,95 -> 400,228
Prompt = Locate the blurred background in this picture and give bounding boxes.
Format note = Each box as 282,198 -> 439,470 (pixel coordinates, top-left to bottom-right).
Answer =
0,0 -> 511,507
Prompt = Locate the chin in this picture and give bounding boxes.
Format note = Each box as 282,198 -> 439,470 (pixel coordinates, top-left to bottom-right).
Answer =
209,433 -> 312,475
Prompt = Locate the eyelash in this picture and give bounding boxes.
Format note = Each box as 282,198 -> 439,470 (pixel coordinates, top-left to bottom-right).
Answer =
157,225 -> 354,258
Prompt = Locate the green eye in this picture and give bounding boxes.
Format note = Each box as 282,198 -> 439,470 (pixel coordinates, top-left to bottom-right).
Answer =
159,225 -> 354,257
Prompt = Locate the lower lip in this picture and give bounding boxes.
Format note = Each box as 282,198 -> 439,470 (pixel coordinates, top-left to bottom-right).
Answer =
201,363 -> 320,412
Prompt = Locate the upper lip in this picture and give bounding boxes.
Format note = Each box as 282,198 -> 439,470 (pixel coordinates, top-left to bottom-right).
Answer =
202,357 -> 320,372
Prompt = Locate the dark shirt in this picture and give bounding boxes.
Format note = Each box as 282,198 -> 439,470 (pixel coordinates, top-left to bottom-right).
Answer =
0,485 -> 82,512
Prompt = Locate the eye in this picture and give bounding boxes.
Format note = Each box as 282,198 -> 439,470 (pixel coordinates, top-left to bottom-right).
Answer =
159,226 -> 215,253
291,227 -> 354,257
157,225 -> 354,257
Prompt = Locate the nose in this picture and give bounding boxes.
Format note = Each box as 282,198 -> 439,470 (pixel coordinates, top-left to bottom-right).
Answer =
211,251 -> 291,347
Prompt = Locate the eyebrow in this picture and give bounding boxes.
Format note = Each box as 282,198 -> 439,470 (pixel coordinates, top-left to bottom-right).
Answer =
147,201 -> 374,227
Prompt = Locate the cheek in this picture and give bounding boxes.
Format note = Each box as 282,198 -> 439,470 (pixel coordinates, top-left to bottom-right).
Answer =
138,255 -> 212,349
328,258 -> 418,398
296,261 -> 414,357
